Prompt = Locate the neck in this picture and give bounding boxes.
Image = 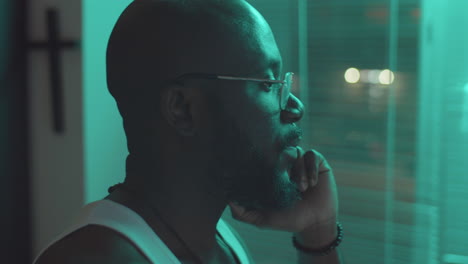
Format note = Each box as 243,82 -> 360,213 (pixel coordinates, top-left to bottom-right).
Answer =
106,164 -> 228,262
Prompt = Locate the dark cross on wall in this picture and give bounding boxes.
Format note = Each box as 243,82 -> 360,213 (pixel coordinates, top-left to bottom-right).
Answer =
28,8 -> 79,134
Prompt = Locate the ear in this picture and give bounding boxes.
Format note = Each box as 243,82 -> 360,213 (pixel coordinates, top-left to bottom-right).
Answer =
160,85 -> 195,136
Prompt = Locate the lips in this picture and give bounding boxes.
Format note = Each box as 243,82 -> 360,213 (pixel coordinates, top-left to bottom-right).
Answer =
282,145 -> 299,180
283,133 -> 302,150
280,132 -> 302,176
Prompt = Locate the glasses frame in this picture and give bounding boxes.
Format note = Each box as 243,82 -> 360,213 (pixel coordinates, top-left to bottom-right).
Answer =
173,72 -> 294,110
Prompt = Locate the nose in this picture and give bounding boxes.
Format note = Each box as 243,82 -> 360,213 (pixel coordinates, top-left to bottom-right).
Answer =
280,94 -> 304,123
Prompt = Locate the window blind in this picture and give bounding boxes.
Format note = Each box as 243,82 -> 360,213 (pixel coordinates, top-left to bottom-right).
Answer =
223,0 -> 468,263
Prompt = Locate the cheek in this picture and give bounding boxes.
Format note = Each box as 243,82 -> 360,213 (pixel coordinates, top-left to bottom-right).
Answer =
212,87 -> 280,153
246,86 -> 281,114
244,118 -> 279,162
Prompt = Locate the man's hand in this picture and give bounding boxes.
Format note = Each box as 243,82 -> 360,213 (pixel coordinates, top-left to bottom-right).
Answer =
228,147 -> 339,234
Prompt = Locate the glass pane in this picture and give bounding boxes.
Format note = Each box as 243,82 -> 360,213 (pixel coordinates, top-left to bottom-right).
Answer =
303,0 -> 419,262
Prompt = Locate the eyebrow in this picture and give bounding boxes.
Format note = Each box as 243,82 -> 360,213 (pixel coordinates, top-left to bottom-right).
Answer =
249,58 -> 282,79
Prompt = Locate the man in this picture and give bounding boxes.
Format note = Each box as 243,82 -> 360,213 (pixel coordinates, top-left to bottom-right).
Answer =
34,0 -> 342,263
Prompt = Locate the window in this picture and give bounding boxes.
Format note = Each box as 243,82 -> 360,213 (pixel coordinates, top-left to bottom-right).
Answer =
223,1 -> 468,263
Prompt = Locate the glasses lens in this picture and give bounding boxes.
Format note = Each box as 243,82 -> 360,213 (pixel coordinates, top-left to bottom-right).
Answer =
281,72 -> 293,109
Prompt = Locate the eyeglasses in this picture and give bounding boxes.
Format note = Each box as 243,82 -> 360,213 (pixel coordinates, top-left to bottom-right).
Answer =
174,72 -> 294,110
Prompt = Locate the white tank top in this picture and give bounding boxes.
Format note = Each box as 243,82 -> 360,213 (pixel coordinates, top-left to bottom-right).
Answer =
32,199 -> 250,264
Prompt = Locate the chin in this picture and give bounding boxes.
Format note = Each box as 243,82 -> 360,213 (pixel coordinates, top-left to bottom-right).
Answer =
232,170 -> 302,211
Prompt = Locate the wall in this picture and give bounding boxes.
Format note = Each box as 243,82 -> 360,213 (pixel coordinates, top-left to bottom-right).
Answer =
29,0 -> 83,258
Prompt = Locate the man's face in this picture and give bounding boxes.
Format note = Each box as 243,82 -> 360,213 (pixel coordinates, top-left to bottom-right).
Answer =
202,13 -> 305,211
210,94 -> 304,212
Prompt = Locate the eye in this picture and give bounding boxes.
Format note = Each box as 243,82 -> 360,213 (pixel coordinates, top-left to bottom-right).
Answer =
261,81 -> 274,91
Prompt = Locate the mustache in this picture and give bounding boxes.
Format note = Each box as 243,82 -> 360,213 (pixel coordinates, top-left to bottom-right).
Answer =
280,126 -> 303,150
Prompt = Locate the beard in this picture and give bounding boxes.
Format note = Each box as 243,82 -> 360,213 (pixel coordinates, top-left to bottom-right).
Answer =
210,108 -> 302,212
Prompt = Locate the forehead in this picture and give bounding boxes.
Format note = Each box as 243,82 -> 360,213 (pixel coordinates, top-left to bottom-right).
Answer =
242,5 -> 283,75
208,1 -> 282,76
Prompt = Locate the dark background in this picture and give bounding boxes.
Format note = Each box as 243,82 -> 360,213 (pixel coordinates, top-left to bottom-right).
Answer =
1,0 -> 31,263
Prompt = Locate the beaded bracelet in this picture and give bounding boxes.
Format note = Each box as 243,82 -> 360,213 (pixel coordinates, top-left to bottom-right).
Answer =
292,222 -> 343,256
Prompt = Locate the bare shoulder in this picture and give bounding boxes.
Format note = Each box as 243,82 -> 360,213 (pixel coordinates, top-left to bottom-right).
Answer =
35,224 -> 151,264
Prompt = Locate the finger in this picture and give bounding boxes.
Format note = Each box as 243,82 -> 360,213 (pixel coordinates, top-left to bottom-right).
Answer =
312,149 -> 331,175
228,202 -> 265,227
304,150 -> 318,187
228,202 -> 246,219
292,146 -> 308,192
